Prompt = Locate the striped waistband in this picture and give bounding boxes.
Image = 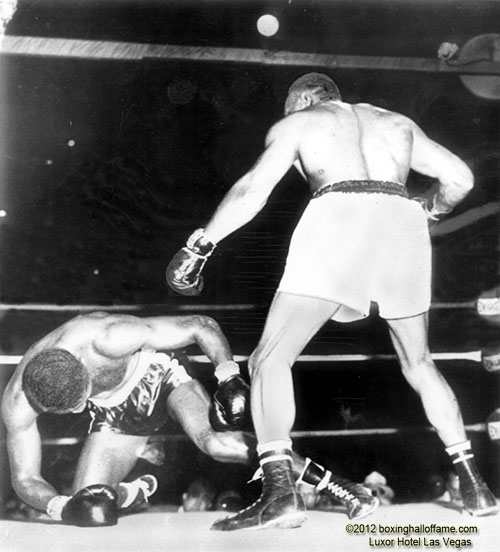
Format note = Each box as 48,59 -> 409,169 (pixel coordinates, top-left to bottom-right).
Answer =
312,180 -> 408,199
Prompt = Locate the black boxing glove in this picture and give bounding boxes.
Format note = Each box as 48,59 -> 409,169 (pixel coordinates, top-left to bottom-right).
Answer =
209,374 -> 250,432
166,228 -> 216,296
47,484 -> 118,527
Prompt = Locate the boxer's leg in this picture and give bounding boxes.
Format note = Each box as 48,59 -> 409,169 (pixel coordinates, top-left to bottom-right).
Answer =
166,379 -> 254,464
73,431 -> 155,510
386,312 -> 498,516
74,431 -> 148,490
249,292 -> 340,444
169,379 -> 378,519
213,292 -> 341,530
386,312 -> 465,445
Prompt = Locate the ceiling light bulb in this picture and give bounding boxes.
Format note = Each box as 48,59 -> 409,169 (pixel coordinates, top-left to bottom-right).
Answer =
257,14 -> 279,37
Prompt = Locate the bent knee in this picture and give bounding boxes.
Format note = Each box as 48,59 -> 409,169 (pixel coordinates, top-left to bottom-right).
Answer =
248,350 -> 292,380
201,432 -> 249,464
400,356 -> 436,387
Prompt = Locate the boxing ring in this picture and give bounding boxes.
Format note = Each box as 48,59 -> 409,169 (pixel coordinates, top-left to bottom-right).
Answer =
1,301 -> 500,552
2,505 -> 499,552
2,2 -> 500,550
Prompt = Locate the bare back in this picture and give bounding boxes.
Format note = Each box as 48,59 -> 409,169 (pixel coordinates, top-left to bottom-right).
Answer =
5,312 -> 144,403
203,93 -> 473,251
3,311 -> 231,416
293,101 -> 414,193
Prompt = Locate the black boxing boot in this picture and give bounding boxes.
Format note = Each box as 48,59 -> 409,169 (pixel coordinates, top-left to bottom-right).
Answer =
119,475 -> 159,514
210,361 -> 250,431
211,442 -> 306,531
297,457 -> 379,519
446,440 -> 499,517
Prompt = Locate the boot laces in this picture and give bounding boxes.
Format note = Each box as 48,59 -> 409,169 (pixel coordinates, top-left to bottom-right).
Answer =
326,480 -> 357,503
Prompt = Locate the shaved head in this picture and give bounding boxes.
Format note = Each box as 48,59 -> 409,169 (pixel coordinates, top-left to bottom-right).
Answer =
285,72 -> 341,115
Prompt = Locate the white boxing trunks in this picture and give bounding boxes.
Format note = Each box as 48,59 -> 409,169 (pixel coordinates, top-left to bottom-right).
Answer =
277,181 -> 431,322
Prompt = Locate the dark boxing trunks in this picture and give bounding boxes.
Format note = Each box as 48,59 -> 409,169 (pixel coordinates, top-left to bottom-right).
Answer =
88,353 -> 191,436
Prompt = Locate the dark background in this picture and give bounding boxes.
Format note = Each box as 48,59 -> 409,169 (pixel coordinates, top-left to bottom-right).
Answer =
1,0 -> 500,306
1,0 -> 500,510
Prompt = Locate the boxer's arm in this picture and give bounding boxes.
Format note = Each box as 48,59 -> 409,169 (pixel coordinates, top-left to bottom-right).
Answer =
410,122 -> 474,216
146,316 -> 249,432
204,120 -> 299,244
144,315 -> 233,367
95,315 -> 233,367
1,392 -> 58,512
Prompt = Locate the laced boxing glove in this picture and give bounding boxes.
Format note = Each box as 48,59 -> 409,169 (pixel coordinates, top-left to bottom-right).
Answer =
166,228 -> 216,296
413,194 -> 452,221
47,484 -> 118,527
209,371 -> 251,432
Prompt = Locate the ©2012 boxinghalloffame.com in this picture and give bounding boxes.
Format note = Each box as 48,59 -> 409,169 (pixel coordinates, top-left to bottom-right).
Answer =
345,523 -> 478,548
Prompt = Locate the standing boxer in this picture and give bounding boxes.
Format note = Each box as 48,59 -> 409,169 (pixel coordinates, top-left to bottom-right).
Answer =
2,311 -> 377,526
167,73 -> 498,530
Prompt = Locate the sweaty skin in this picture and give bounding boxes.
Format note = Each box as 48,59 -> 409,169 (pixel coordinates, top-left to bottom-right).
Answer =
2,312 -> 315,516
170,75 -> 498,528
1,312 -> 247,512
201,89 -> 473,448
204,99 -> 472,244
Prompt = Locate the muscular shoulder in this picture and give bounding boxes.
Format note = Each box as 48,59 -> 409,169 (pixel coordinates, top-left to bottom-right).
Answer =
100,314 -> 147,333
1,370 -> 37,431
353,103 -> 414,128
74,312 -> 141,338
93,314 -> 150,356
266,112 -> 309,143
50,312 -> 111,339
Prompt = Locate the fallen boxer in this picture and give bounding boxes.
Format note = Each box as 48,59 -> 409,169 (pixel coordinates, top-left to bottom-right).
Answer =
2,311 -> 378,526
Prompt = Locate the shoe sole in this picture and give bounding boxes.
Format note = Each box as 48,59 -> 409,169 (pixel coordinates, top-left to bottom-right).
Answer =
466,505 -> 500,517
245,512 -> 308,530
350,498 -> 380,520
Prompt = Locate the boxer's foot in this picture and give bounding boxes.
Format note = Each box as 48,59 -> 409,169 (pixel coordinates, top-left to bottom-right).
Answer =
446,441 -> 499,517
298,458 -> 379,519
212,460 -> 306,531
119,475 -> 158,513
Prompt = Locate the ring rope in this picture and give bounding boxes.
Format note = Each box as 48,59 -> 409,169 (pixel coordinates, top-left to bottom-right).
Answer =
194,352 -> 484,363
0,303 -> 258,312
0,351 -> 483,365
3,35 -> 500,76
40,423 -> 487,446
0,300 -> 497,312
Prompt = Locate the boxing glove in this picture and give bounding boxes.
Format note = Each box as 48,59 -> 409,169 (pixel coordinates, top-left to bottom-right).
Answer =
48,484 -> 118,527
413,194 -> 452,221
166,228 -> 216,296
209,374 -> 250,431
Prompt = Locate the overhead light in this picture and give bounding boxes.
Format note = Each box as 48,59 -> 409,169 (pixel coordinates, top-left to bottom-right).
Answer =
257,14 -> 280,37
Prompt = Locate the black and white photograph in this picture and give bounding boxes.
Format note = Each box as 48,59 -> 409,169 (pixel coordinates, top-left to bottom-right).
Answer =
1,1 -> 500,550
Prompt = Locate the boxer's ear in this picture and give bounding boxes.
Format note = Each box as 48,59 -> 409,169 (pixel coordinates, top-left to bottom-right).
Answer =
284,91 -> 314,115
298,90 -> 316,108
